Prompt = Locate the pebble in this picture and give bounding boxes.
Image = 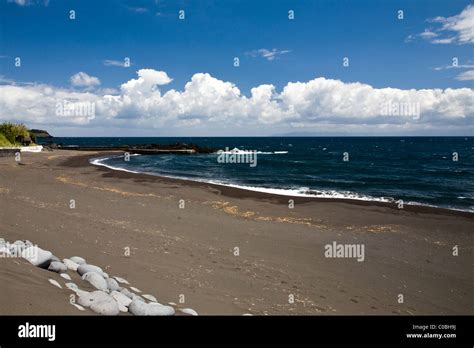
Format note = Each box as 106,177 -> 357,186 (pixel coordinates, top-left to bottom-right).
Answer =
71,303 -> 85,311
70,256 -> 86,265
48,261 -> 67,273
60,273 -> 72,280
82,272 -> 108,291
63,258 -> 79,271
129,299 -> 175,316
106,278 -> 120,292
142,294 -> 157,302
77,264 -> 103,277
65,282 -> 79,291
113,276 -> 129,284
130,286 -> 141,293
48,279 -> 62,289
180,308 -> 198,316
22,246 -> 53,268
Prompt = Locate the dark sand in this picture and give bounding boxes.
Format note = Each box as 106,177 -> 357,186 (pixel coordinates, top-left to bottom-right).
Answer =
0,150 -> 473,315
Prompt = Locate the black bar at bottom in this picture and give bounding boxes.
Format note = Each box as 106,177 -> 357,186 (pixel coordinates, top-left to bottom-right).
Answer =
0,315 -> 472,346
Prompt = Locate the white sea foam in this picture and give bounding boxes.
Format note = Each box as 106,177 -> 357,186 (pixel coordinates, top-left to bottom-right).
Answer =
90,156 -> 474,213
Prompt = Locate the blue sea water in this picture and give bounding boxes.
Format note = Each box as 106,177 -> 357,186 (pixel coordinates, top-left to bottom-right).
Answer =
42,137 -> 474,212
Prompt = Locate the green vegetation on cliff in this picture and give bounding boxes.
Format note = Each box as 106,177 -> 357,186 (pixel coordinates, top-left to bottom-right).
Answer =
0,122 -> 49,147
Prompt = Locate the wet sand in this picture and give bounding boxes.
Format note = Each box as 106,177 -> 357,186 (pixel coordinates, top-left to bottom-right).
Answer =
0,150 -> 473,315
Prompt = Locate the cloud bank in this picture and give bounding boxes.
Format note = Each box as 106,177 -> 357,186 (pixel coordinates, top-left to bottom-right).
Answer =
0,68 -> 473,135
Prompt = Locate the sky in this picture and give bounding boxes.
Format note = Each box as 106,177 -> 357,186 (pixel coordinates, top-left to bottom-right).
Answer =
0,0 -> 473,136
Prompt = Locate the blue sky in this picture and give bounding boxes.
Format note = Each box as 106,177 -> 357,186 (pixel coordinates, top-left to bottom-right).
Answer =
0,0 -> 473,136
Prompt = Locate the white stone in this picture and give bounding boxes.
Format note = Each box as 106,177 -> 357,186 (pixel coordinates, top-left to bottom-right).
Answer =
82,272 -> 107,291
78,290 -> 109,308
180,308 -> 198,316
130,286 -> 141,293
113,276 -> 129,284
110,290 -> 132,307
60,273 -> 72,280
77,264 -> 103,276
48,279 -> 62,288
90,297 -> 120,315
120,288 -> 133,299
63,258 -> 79,271
21,246 -> 53,268
131,293 -> 144,302
0,245 -> 11,256
70,256 -> 86,265
78,290 -> 119,315
71,303 -> 85,311
129,299 -> 175,316
142,294 -> 157,302
65,282 -> 79,291
106,278 -> 120,292
12,240 -> 26,253
48,261 -> 67,273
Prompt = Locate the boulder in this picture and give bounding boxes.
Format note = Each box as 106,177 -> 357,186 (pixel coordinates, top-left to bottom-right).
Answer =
77,264 -> 103,276
90,297 -> 120,315
48,261 -> 67,273
21,246 -> 53,268
120,288 -> 134,299
106,278 -> 120,292
82,272 -> 107,291
50,255 -> 61,263
78,291 -> 119,315
63,258 -> 79,271
78,290 -> 109,308
129,300 -> 175,316
110,290 -> 132,307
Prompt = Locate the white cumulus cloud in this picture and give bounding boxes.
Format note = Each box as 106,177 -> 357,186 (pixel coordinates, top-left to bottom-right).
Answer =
410,5 -> 474,44
0,69 -> 473,135
70,72 -> 101,87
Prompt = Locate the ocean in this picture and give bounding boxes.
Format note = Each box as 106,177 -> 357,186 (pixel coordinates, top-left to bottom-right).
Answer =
41,137 -> 474,212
